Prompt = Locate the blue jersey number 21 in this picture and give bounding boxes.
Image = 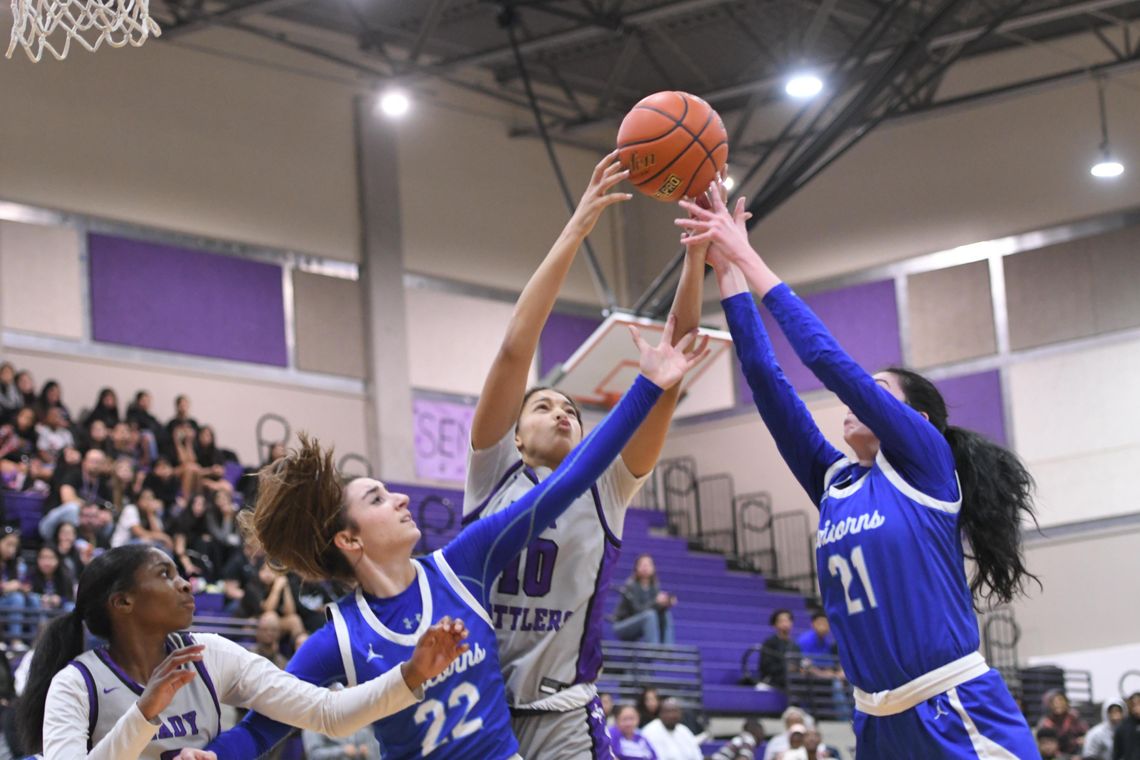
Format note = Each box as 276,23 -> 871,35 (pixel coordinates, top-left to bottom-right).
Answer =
827,546 -> 879,615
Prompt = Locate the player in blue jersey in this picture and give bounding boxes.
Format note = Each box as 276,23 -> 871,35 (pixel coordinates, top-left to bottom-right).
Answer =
192,316 -> 708,760
677,192 -> 1040,760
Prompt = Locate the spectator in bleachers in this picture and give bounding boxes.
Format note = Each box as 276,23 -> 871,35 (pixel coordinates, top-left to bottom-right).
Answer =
165,393 -> 200,442
0,364 -> 21,426
759,609 -> 801,692
34,380 -> 69,424
1113,692 -> 1140,760
614,553 -> 676,645
638,686 -> 661,727
1084,698 -> 1125,760
303,725 -> 382,760
1038,726 -> 1071,759
109,422 -> 146,468
13,372 -> 35,410
775,723 -> 807,759
600,691 -> 615,726
109,488 -> 172,552
34,408 -> 73,465
170,416 -> 201,499
172,493 -> 212,579
642,697 -> 703,760
143,456 -> 180,508
710,717 -> 765,760
0,525 -> 30,649
126,390 -> 162,437
610,703 -> 658,759
253,611 -> 288,670
0,408 -> 43,489
78,418 -> 112,457
195,425 -> 233,495
27,546 -> 74,614
763,708 -> 815,760
240,440 -> 288,506
108,457 -> 143,513
75,501 -> 113,556
222,539 -> 261,613
802,728 -> 839,759
81,388 -> 120,430
1038,690 -> 1089,755
796,611 -> 837,663
50,522 -> 84,582
47,447 -> 110,511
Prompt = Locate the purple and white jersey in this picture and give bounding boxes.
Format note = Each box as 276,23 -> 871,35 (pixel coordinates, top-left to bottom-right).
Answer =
464,429 -> 647,710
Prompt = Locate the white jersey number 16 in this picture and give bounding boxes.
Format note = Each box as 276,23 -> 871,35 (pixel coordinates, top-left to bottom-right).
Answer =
827,546 -> 879,615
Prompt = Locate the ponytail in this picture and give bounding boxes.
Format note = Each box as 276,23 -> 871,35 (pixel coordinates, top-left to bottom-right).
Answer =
16,610 -> 86,751
15,543 -> 154,752
885,368 -> 1041,607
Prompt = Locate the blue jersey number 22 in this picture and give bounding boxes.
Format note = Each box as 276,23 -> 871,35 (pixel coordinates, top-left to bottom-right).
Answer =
827,546 -> 879,615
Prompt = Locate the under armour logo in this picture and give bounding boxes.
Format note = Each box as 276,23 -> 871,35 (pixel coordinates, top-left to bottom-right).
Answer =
403,613 -> 422,631
366,644 -> 383,663
932,701 -> 949,720
103,687 -> 117,694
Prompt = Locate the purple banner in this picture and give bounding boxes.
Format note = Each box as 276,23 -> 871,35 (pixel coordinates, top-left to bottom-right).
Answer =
936,370 -> 1007,446
539,311 -> 603,377
88,234 -> 287,366
735,279 -> 901,400
413,397 -> 477,483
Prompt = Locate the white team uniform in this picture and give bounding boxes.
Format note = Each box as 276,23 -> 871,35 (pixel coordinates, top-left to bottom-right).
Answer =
464,429 -> 647,758
41,631 -> 419,760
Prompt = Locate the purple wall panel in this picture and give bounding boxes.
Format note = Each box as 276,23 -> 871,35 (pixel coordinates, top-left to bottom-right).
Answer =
734,279 -> 901,402
88,234 -> 288,366
935,370 -> 1007,446
539,311 -> 603,377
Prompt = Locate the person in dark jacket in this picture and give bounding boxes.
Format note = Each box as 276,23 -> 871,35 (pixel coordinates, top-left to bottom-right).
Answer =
759,609 -> 802,691
1114,692 -> 1140,760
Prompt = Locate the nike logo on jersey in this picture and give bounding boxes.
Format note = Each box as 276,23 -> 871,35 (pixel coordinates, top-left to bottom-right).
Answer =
817,510 -> 886,548
366,643 -> 383,663
103,687 -> 117,694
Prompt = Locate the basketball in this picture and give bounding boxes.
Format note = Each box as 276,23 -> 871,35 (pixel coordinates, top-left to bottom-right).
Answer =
616,91 -> 729,203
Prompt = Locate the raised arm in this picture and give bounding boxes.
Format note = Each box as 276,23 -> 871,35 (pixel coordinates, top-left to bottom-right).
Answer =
446,317 -> 709,604
678,194 -> 955,496
469,152 -> 630,451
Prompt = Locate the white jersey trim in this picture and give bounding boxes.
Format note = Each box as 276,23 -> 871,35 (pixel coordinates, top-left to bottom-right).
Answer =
432,550 -> 494,628
822,456 -> 851,492
947,686 -> 1021,759
356,562 -> 433,646
854,651 -> 988,717
513,681 -> 597,712
875,451 -> 963,515
326,602 -> 358,687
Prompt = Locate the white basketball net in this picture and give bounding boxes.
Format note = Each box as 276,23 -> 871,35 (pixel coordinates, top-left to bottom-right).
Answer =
7,0 -> 162,61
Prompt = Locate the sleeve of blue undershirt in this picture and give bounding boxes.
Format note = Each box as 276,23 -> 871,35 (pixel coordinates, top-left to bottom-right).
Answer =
204,625 -> 345,759
723,293 -> 844,505
443,375 -> 664,606
761,283 -> 957,500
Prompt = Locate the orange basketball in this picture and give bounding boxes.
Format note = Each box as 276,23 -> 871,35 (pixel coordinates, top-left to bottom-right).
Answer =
616,91 -> 728,203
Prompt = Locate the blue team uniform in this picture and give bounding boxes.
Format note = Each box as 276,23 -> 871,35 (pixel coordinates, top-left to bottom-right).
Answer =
204,376 -> 664,760
724,286 -> 1037,760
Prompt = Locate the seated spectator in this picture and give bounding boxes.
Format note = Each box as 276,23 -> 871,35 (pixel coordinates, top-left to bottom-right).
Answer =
171,493 -> 213,579
759,609 -> 801,691
51,521 -> 85,581
48,447 -> 111,511
34,380 -> 69,424
1114,692 -> 1140,760
75,500 -> 114,556
638,686 -> 661,727
109,422 -> 147,468
110,488 -> 172,551
611,703 -> 658,759
34,407 -> 74,464
143,456 -> 180,508
222,540 -> 261,614
79,418 -> 113,457
0,525 -> 30,649
802,728 -> 839,760
0,407 -> 45,489
164,393 -> 200,455
108,457 -> 143,512
711,717 -> 765,760
195,425 -> 233,495
614,553 -> 676,644
763,708 -> 815,760
775,724 -> 807,760
240,440 -> 287,505
81,388 -> 120,430
27,545 -> 74,613
13,371 -> 35,409
0,363 -> 21,425
641,698 -> 702,760
1084,698 -> 1124,760
1039,726 -> 1071,760
1038,690 -> 1089,755
796,611 -> 837,664
169,417 -> 201,498
253,611 -> 289,669
303,724 -> 381,760
126,390 -> 163,438
600,691 -> 615,726
250,560 -> 307,653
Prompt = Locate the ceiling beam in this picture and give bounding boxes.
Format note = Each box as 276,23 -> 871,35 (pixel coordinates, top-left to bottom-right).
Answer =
161,0 -> 309,39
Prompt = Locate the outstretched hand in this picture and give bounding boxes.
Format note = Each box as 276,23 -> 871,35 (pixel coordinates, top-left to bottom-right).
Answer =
568,150 -> 633,237
629,313 -> 711,391
136,645 -> 205,721
676,187 -> 755,269
402,617 -> 470,692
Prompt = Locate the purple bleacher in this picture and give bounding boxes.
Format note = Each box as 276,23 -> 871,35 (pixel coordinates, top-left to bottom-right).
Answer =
609,507 -> 809,715
193,592 -> 226,614
2,490 -> 47,538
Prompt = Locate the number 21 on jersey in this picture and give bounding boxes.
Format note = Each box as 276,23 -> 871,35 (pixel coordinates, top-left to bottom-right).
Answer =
827,546 -> 879,615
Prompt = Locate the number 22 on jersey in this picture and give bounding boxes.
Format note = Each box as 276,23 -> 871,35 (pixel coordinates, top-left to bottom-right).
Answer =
413,682 -> 484,755
827,545 -> 879,615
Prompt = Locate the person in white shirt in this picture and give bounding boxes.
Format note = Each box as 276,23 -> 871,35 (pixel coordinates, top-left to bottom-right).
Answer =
763,707 -> 816,760
642,698 -> 704,760
16,544 -> 470,760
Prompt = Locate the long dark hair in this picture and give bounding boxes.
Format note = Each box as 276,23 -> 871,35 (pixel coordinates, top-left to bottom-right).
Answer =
885,368 -> 1040,606
17,544 -> 154,752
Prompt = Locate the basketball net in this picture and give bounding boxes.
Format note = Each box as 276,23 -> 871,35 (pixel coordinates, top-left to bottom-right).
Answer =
7,0 -> 161,61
